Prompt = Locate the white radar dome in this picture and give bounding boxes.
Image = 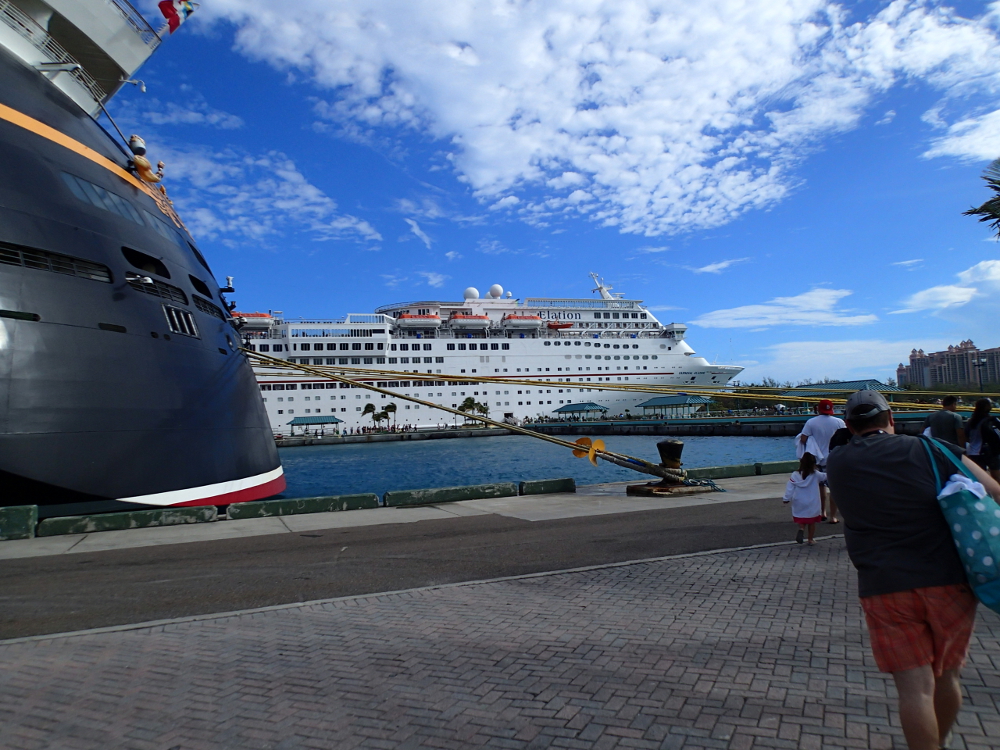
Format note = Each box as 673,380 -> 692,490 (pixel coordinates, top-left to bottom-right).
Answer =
505,291 -> 512,298
488,284 -> 503,298
463,287 -> 480,300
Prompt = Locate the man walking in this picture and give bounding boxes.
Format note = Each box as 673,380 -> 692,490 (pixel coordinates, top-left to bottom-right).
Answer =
799,399 -> 845,522
922,395 -> 966,447
827,390 -> 1000,750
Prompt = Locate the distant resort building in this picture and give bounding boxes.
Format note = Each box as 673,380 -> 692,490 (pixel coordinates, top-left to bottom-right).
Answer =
897,341 -> 1000,388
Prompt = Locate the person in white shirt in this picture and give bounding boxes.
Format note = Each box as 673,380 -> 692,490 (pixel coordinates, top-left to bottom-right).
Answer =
783,452 -> 826,545
799,399 -> 846,523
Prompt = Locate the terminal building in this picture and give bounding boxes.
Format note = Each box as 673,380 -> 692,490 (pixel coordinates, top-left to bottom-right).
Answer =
896,340 -> 1000,389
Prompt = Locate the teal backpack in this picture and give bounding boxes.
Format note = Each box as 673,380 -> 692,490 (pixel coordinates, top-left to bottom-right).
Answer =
921,437 -> 1000,614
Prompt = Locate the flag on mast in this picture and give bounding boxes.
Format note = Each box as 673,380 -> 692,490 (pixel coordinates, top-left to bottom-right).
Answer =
158,1 -> 197,34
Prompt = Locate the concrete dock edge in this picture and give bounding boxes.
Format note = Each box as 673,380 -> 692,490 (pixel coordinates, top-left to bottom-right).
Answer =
519,478 -> 576,495
37,506 -> 217,537
0,505 -> 38,541
228,494 -> 380,519
384,482 -> 518,507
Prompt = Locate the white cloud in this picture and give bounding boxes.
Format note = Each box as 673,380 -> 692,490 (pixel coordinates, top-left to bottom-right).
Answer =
688,258 -> 749,274
477,238 -> 513,255
396,197 -> 447,219
875,110 -> 896,126
200,0 -> 1000,235
404,218 -> 432,248
158,145 -> 381,245
892,285 -> 977,313
924,109 -> 1000,162
635,246 -> 671,254
445,251 -> 462,261
748,338 -> 952,383
892,259 -> 923,269
417,271 -> 449,287
692,288 -> 877,329
113,94 -> 244,129
957,259 -> 1000,284
893,260 -> 1000,313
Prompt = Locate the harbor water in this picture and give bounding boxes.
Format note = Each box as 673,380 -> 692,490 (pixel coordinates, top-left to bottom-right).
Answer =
277,435 -> 794,499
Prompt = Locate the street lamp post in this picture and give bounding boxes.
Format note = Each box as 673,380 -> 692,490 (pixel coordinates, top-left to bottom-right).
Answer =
973,357 -> 988,393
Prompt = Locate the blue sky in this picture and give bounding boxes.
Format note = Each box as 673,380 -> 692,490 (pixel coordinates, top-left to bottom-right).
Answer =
112,1 -> 1000,383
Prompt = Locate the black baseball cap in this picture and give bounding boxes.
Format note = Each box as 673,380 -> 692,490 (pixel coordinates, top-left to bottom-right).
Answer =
845,390 -> 890,420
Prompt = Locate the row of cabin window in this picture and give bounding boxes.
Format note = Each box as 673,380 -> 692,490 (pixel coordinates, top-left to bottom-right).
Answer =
593,312 -> 646,319
446,343 -> 511,351
546,341 -> 644,348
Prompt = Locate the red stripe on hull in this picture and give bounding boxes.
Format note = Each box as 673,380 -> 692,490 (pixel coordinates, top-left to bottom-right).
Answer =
174,475 -> 286,507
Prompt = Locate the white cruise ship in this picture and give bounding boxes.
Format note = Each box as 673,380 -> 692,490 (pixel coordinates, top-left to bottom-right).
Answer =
241,274 -> 743,433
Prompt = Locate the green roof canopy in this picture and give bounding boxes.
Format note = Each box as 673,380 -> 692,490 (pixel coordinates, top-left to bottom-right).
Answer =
287,415 -> 344,425
636,395 -> 713,408
552,402 -> 608,413
781,379 -> 902,398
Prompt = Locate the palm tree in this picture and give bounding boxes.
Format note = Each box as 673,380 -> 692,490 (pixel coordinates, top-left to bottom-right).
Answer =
361,402 -> 376,427
458,396 -> 477,424
375,410 -> 389,430
964,158 -> 1000,238
475,400 -> 489,423
385,402 -> 397,428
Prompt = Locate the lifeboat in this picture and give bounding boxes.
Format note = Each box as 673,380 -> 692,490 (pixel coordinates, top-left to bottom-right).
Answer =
502,314 -> 543,330
547,321 -> 573,330
449,312 -> 491,329
395,314 -> 442,328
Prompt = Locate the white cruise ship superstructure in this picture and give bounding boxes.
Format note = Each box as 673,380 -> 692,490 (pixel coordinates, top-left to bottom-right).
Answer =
243,275 -> 743,433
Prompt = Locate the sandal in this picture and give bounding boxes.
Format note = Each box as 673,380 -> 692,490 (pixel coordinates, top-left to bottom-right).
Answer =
826,518 -> 840,524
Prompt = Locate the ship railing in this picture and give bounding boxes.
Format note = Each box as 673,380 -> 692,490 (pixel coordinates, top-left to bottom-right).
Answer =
390,327 -> 667,341
0,0 -> 107,102
105,0 -> 162,49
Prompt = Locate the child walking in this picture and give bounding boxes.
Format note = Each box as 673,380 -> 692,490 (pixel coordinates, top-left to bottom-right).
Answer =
783,452 -> 826,545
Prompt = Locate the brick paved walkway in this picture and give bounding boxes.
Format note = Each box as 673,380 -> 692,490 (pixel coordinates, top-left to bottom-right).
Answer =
1,540 -> 998,750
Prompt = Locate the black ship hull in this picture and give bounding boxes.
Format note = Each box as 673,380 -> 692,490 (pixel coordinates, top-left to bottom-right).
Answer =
0,47 -> 283,518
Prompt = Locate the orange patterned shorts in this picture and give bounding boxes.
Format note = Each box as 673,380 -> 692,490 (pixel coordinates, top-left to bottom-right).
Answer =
860,584 -> 977,675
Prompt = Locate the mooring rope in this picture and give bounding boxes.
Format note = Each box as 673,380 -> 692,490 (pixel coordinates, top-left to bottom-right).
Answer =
245,350 -> 687,482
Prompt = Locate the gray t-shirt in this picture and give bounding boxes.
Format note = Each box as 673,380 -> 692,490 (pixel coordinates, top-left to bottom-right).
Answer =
923,409 -> 964,445
826,432 -> 967,598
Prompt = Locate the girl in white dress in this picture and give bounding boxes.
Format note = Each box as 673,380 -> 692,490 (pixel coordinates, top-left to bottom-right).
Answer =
783,452 -> 826,545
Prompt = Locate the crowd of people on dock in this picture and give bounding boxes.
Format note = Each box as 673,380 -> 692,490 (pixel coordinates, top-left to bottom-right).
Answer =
783,392 -> 1000,750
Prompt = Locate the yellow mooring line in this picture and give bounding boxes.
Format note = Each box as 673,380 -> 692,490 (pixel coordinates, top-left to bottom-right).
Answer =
245,350 -> 686,482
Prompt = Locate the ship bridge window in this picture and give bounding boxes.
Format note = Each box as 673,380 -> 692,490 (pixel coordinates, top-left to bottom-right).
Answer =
340,343 -> 349,351
188,275 -> 213,298
447,344 -> 456,350
501,343 -> 510,350
62,173 -> 144,226
399,344 -> 409,351
423,344 -> 433,351
122,247 -> 170,278
490,343 -> 499,350
0,241 -> 112,283
458,343 -> 466,350
640,313 -> 647,319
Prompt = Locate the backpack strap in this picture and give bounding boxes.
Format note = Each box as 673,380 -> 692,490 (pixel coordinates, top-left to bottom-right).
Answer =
921,436 -> 976,485
920,437 -> 944,493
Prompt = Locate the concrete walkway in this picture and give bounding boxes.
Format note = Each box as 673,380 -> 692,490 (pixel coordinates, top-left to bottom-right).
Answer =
1,540 -> 997,750
0,475 -> 788,561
